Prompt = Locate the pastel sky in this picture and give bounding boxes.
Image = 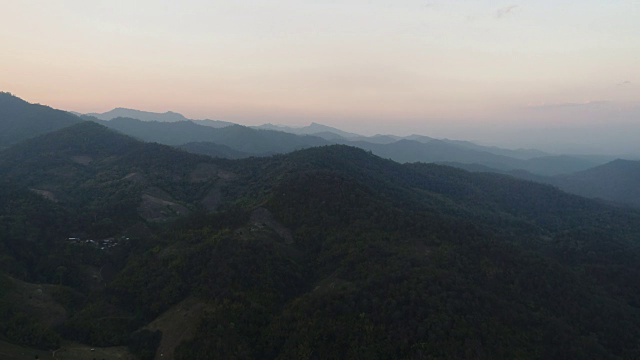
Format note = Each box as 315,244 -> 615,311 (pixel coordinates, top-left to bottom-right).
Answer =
1,1 -> 639,152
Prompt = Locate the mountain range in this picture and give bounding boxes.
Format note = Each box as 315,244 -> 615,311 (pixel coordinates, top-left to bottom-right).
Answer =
2,92 -> 638,207
2,92 -> 640,358
85,111 -> 612,175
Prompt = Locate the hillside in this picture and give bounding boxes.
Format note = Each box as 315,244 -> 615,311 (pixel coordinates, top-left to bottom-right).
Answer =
0,121 -> 235,231
554,159 -> 640,208
159,146 -> 640,359
0,92 -> 80,149
2,106 -> 640,358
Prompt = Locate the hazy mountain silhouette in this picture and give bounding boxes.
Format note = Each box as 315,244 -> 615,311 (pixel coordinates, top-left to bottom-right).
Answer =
195,119 -> 236,128
554,159 -> 640,208
340,138 -> 529,170
93,115 -> 612,174
444,157 -> 640,208
87,108 -> 189,122
441,138 -> 549,160
519,155 -> 604,176
253,122 -> 361,139
94,117 -> 329,155
86,108 -> 235,128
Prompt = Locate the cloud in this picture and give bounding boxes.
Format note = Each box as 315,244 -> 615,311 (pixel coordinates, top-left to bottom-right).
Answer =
618,81 -> 632,86
496,5 -> 518,19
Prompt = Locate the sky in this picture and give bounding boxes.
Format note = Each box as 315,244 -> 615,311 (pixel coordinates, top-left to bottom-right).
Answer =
1,1 -> 639,153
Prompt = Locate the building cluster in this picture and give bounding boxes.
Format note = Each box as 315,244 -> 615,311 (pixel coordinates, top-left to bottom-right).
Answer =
66,236 -> 129,250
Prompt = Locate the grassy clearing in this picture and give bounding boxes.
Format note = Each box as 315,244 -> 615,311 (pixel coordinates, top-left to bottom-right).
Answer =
145,296 -> 211,359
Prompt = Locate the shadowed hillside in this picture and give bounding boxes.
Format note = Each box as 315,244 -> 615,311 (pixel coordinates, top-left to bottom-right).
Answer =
0,93 -> 80,149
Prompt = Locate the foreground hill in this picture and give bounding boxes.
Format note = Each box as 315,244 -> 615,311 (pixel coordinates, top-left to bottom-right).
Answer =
2,107 -> 640,358
140,146 -> 640,359
0,92 -> 81,149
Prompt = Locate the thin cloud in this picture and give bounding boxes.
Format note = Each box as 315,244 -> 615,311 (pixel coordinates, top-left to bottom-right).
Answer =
496,5 -> 518,19
618,81 -> 632,86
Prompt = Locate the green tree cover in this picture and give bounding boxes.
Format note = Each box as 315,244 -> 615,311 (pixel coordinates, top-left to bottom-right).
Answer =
3,125 -> 640,358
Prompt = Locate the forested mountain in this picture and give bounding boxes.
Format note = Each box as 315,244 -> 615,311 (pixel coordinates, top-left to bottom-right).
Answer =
0,92 -> 81,149
2,114 -> 640,359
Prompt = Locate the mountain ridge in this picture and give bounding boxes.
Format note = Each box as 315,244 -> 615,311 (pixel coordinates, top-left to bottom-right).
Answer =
0,92 -> 81,149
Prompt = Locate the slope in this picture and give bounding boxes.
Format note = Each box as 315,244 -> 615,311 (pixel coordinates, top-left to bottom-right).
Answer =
164,146 -> 640,359
0,121 -> 237,230
0,92 -> 81,149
